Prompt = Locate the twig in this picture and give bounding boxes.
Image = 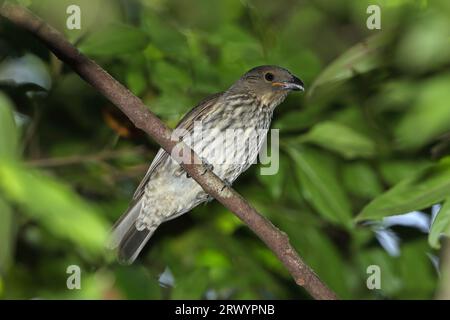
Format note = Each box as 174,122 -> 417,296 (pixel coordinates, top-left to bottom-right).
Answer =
0,3 -> 338,300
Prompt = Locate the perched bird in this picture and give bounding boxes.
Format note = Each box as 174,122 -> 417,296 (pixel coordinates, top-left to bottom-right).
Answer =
109,65 -> 304,263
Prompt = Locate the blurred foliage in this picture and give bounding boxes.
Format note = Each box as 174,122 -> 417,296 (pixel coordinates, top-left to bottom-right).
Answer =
0,0 -> 449,299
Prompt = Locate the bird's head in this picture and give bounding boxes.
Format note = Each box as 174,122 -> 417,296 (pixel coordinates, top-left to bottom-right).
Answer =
228,65 -> 304,108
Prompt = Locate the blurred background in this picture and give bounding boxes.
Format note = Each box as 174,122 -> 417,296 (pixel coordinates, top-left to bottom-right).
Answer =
0,0 -> 449,299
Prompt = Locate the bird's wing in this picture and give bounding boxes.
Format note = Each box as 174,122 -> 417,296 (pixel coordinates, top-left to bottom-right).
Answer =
109,92 -> 224,261
131,92 -> 223,201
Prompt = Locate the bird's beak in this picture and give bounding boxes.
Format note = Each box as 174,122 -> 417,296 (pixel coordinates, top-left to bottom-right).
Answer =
272,75 -> 305,92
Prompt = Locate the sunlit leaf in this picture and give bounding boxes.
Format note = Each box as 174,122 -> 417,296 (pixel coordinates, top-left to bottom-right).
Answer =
0,94 -> 17,274
213,210 -> 243,235
308,34 -> 383,96
0,93 -> 18,160
429,198 -> 450,249
196,249 -> 231,269
0,161 -> 109,254
357,157 -> 450,221
0,197 -> 14,273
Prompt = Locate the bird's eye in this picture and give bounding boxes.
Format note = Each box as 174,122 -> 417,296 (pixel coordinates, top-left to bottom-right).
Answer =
264,72 -> 274,82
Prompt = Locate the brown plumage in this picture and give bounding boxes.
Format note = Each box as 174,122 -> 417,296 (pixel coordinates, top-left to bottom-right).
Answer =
108,65 -> 304,263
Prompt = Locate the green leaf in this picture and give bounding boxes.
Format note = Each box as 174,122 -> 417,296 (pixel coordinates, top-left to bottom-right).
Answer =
126,69 -> 147,96
274,106 -> 324,131
395,74 -> 450,150
114,266 -> 161,299
301,121 -> 376,159
429,198 -> 450,249
171,268 -> 209,299
150,61 -> 191,93
343,162 -> 383,199
79,23 -> 148,56
287,145 -> 353,227
395,240 -> 437,299
379,160 -> 431,186
196,249 -> 231,269
16,0 -> 32,6
213,210 -> 242,235
395,11 -> 450,72
0,161 -> 109,254
308,34 -> 383,95
355,247 -> 402,297
0,93 -> 18,160
279,219 -> 351,298
0,197 -> 14,273
331,105 -> 373,137
140,9 -> 189,59
257,155 -> 289,199
357,157 -> 450,221
356,240 -> 436,299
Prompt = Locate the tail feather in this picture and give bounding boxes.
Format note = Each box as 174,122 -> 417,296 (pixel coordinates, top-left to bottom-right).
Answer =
107,200 -> 142,250
118,226 -> 155,264
107,199 -> 156,264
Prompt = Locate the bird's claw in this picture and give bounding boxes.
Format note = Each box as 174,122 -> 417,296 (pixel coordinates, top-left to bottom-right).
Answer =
185,158 -> 213,178
201,159 -> 214,175
221,179 -> 232,192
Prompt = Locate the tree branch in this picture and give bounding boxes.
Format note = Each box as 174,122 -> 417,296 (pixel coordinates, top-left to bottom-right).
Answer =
0,3 -> 338,300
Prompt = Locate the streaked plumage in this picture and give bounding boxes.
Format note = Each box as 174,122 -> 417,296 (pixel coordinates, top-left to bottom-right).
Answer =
109,65 -> 304,263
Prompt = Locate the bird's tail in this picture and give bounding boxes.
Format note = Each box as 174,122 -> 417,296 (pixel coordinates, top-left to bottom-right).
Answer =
107,199 -> 156,264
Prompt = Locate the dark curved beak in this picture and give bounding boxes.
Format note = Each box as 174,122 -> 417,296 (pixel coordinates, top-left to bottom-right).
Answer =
286,75 -> 304,91
272,75 -> 305,91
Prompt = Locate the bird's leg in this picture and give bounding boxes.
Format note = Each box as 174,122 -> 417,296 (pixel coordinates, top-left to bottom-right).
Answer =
185,159 -> 214,178
201,158 -> 214,175
221,179 -> 232,192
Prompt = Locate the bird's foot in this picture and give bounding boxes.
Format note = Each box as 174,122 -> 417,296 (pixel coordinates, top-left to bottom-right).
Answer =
185,159 -> 214,178
201,158 -> 214,175
221,179 -> 232,192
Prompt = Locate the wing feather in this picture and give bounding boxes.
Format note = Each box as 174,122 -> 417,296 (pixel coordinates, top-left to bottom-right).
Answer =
131,92 -> 223,201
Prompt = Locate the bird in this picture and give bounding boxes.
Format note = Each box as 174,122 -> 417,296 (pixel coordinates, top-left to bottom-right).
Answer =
108,65 -> 304,263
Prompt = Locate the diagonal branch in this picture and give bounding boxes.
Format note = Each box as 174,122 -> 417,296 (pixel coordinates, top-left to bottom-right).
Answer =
0,3 -> 338,300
